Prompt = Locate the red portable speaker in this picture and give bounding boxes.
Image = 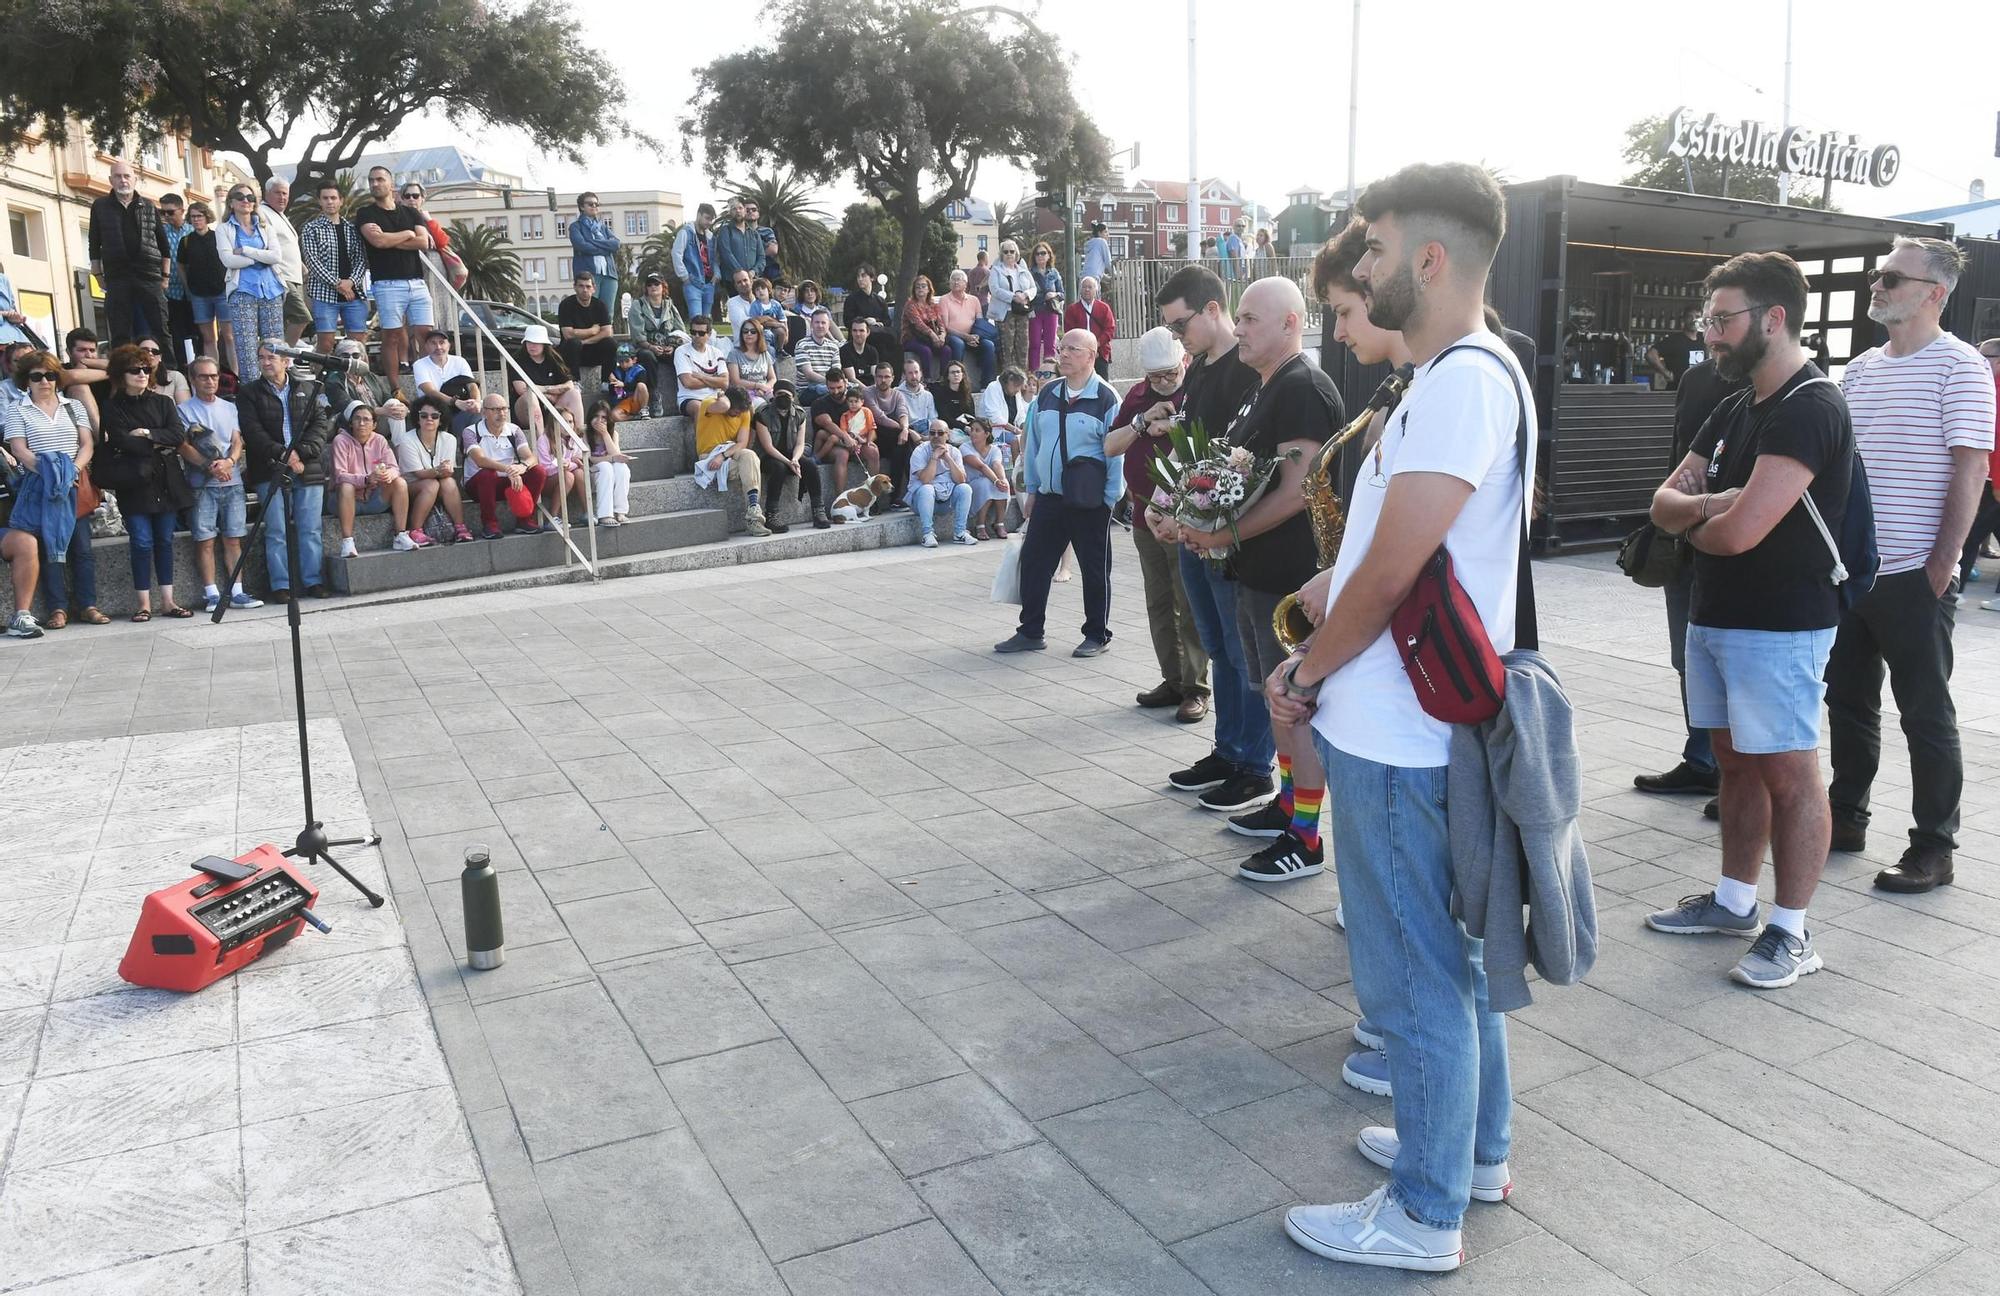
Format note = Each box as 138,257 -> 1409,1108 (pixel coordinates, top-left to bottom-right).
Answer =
118,845 -> 325,992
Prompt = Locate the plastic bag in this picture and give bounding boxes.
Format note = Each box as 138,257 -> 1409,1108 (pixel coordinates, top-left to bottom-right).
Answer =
990,533 -> 1025,604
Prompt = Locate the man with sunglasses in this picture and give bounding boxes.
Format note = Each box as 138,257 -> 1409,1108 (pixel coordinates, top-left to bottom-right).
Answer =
356,166 -> 435,399
568,193 -> 621,316
1824,238 -> 1996,895
1646,252 -> 1855,989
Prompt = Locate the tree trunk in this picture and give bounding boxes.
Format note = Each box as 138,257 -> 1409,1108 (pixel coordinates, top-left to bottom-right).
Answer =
893,191 -> 933,301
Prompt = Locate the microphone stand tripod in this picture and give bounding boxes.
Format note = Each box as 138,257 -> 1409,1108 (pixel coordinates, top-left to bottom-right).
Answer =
215,450 -> 384,909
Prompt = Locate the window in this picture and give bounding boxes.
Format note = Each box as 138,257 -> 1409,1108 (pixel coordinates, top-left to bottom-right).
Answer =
625,211 -> 648,236
1110,235 -> 1127,258
977,234 -> 989,252
557,257 -> 572,281
8,207 -> 42,260
135,139 -> 165,175
1164,203 -> 1180,223
521,214 -> 543,240
524,257 -> 546,282
1131,204 -> 1149,227
1099,200 -> 1115,221
486,215 -> 509,235
555,216 -> 569,238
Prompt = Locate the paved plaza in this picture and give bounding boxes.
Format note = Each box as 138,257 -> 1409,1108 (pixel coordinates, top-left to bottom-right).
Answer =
1,538 -> 1998,1294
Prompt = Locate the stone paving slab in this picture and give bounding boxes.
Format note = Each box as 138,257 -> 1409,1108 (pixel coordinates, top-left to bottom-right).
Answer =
0,722 -> 516,1294
5,544 -> 2000,1293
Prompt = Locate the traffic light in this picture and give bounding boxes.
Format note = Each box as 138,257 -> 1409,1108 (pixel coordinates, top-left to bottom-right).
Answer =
1034,166 -> 1064,212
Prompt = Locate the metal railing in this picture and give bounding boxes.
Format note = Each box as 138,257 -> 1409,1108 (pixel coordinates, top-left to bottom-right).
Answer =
418,251 -> 598,577
1102,256 -> 1324,340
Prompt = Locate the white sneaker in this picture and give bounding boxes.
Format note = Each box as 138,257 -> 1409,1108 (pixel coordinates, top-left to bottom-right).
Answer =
1982,596 -> 2000,612
1356,1126 -> 1512,1202
920,533 -> 938,548
954,530 -> 979,545
338,537 -> 359,558
391,532 -> 416,552
1335,902 -> 1345,931
1284,1185 -> 1463,1272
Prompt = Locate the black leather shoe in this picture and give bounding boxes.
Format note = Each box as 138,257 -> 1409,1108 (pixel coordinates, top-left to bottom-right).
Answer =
1634,760 -> 1720,795
1136,682 -> 1183,708
994,632 -> 1046,654
1702,798 -> 1718,821
1875,846 -> 1953,893
1830,814 -> 1867,853
305,584 -> 330,599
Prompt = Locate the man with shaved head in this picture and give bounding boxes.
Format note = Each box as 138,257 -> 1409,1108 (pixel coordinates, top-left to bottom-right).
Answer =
995,327 -> 1126,657
88,157 -> 168,343
1181,275 -> 1345,883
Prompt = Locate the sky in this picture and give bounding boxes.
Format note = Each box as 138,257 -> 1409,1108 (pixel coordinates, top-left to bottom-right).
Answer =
359,0 -> 1999,225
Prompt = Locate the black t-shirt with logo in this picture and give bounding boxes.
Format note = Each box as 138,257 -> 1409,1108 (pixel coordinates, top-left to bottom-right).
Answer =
1689,364 -> 1852,631
1181,346 -> 1260,439
354,203 -> 425,281
1672,359 -> 1747,462
1655,332 -> 1705,389
1224,354 -> 1345,597
514,350 -> 569,387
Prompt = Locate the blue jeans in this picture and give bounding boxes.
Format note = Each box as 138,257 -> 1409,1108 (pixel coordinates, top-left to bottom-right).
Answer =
1178,549 -> 1273,772
1314,735 -> 1512,1230
911,481 -> 971,535
262,483 -> 325,590
126,511 -> 176,590
594,274 -> 619,317
1664,566 -> 1714,771
964,319 -> 1001,382
683,280 -> 716,323
39,511 -> 96,614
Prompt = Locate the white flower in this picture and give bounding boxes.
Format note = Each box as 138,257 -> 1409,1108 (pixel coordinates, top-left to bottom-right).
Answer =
1227,446 -> 1254,473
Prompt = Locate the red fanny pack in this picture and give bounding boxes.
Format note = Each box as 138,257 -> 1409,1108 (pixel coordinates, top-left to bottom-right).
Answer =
1391,547 -> 1505,725
1387,344 -> 1535,726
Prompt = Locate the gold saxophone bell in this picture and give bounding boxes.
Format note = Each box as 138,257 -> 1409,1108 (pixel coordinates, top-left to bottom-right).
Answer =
1273,593 -> 1315,654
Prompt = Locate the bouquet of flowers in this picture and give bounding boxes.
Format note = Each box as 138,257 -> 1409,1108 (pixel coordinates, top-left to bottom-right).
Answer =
1145,417 -> 1292,561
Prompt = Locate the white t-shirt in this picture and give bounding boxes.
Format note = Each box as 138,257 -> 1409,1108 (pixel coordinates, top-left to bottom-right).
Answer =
674,341 -> 728,408
412,353 -> 473,397
725,294 -> 755,335
1839,334 -> 1995,576
908,441 -> 964,499
465,423 -> 527,481
394,428 -> 456,476
1312,332 -> 1536,769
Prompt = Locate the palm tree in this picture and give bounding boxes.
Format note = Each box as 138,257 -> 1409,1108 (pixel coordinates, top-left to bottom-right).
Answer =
445,220 -> 523,303
724,167 -> 832,283
284,169 -> 368,232
636,223 -> 681,284
992,199 -> 1036,250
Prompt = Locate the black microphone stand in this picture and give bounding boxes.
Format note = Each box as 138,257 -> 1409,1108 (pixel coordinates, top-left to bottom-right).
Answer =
215,402 -> 383,909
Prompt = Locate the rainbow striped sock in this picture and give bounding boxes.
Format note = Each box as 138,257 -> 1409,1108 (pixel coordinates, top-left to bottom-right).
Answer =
1292,786 -> 1325,851
1276,755 -> 1295,819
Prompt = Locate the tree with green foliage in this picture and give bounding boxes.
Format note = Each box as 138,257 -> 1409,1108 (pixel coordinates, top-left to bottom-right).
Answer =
1620,115 -> 1834,210
445,221 -> 523,304
634,225 -> 683,286
825,202 -> 957,299
991,199 -> 1036,251
284,170 -> 368,231
0,0 -> 651,192
725,168 -> 833,285
683,0 -> 1110,296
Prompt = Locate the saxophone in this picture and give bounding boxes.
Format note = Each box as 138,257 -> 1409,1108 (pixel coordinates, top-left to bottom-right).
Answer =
1273,364 -> 1415,652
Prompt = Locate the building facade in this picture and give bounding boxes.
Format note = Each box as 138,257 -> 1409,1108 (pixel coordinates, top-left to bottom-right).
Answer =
1,125 -> 253,344
946,198 -> 997,267
1274,186 -> 1350,256
1139,179 -> 1251,257
419,187 -> 684,316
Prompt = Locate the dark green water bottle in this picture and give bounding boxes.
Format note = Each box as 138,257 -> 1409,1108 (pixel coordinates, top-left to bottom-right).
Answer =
462,844 -> 505,970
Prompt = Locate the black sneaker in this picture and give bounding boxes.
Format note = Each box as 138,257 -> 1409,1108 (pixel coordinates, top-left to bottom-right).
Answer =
1200,772 -> 1276,813
1168,752 -> 1235,793
1239,831 -> 1324,883
1228,801 -> 1291,839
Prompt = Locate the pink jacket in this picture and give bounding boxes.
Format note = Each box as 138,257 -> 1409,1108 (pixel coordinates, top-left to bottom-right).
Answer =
331,430 -> 401,491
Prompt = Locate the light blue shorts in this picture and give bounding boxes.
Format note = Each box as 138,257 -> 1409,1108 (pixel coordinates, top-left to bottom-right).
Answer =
1684,624 -> 1836,754
190,485 -> 247,541
191,294 -> 230,325
311,297 -> 370,335
372,279 -> 433,330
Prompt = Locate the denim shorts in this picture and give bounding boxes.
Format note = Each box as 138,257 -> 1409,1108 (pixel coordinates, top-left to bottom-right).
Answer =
1684,623 -> 1837,754
372,278 -> 433,330
191,294 -> 230,324
353,490 -> 391,515
311,297 -> 370,334
190,485 -> 247,541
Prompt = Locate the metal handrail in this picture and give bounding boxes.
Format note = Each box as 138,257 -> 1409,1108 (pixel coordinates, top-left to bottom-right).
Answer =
417,250 -> 599,577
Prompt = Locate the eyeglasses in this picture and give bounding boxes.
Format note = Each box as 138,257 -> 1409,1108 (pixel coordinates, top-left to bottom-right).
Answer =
1866,269 -> 1939,290
1162,315 -> 1191,337
417,409 -> 441,419
229,193 -> 254,203
138,346 -> 161,356
121,366 -> 150,376
25,371 -> 58,383
690,329 -> 710,337
1696,304 -> 1770,333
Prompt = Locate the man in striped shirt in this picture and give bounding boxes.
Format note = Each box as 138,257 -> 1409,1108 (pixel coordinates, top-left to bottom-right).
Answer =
1826,236 -> 1997,894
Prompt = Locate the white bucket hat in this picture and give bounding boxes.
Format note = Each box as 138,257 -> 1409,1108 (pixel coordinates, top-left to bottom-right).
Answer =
1138,326 -> 1185,373
521,324 -> 550,346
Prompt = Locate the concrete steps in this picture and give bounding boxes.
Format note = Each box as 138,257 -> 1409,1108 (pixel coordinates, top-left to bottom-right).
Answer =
0,412 -> 991,618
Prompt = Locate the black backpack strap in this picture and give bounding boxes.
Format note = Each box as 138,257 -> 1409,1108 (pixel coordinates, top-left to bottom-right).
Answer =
1429,342 -> 1536,652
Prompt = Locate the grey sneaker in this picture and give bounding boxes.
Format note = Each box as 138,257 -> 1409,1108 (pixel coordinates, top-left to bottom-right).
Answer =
5,610 -> 43,639
1645,891 -> 1759,936
1732,924 -> 1823,989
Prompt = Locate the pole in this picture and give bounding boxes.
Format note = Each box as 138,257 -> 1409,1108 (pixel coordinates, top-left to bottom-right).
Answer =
1187,0 -> 1198,259
1346,0 -> 1360,209
1777,0 -> 1794,206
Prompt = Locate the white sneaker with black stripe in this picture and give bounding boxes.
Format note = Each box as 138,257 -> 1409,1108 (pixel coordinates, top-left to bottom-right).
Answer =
1238,831 -> 1323,883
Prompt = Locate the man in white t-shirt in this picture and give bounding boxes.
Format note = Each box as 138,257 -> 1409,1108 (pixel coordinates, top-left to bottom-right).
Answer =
673,316 -> 730,416
411,330 -> 483,435
1264,163 -> 1530,1274
1826,237 -> 1997,893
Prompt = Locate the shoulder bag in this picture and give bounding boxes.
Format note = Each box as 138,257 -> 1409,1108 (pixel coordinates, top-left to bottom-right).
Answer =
1387,345 -> 1536,726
